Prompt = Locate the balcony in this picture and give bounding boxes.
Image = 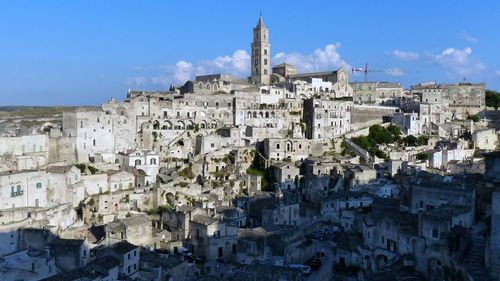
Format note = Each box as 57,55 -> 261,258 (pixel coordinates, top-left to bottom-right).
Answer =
11,190 -> 24,197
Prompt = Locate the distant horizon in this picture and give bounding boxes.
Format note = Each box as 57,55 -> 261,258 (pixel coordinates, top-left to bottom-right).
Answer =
1,1 -> 500,106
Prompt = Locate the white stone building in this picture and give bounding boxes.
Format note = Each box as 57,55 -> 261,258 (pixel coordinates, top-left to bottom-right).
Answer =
116,149 -> 159,186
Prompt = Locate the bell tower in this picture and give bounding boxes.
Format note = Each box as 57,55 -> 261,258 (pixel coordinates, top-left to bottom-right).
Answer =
251,15 -> 271,85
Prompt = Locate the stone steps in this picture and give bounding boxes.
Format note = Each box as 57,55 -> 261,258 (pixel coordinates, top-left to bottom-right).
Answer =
464,235 -> 490,281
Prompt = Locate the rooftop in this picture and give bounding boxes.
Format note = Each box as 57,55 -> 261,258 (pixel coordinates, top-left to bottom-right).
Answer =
111,241 -> 138,255
191,214 -> 218,225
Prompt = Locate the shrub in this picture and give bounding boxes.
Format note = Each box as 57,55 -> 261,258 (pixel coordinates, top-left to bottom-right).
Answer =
416,152 -> 430,161
467,114 -> 480,122
88,165 -> 100,174
178,166 -> 195,179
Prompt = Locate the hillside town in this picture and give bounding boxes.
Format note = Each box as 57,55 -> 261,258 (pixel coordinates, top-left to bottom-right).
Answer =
1,16 -> 500,281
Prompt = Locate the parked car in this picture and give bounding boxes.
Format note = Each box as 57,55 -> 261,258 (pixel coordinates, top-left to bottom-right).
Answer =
306,258 -> 322,270
309,231 -> 327,241
288,264 -> 311,275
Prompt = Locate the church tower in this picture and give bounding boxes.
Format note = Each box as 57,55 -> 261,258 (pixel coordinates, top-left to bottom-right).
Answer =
251,16 -> 271,85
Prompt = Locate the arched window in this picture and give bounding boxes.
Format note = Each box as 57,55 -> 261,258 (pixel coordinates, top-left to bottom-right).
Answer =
198,83 -> 203,89
150,158 -> 157,165
134,159 -> 141,166
206,84 -> 210,90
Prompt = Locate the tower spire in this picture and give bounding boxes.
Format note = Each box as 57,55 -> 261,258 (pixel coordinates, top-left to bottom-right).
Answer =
251,15 -> 271,85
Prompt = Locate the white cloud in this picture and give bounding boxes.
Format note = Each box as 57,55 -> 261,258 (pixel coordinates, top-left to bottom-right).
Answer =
149,51 -> 251,87
390,50 -> 419,61
127,76 -> 147,87
134,43 -> 350,87
385,68 -> 404,76
462,33 -> 478,43
197,50 -> 250,77
273,43 -> 349,72
431,47 -> 484,76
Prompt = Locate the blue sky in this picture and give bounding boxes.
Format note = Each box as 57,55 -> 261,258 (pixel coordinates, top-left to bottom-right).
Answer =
1,1 -> 499,106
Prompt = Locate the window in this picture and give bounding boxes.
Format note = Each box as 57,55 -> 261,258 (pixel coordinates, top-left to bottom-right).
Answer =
276,144 -> 280,149
432,228 -> 438,238
264,59 -> 268,65
134,159 -> 141,166
264,49 -> 267,55
150,158 -> 157,165
218,247 -> 223,257
36,182 -> 42,189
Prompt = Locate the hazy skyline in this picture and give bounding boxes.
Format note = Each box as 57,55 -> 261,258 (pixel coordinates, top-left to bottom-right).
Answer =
1,0 -> 499,105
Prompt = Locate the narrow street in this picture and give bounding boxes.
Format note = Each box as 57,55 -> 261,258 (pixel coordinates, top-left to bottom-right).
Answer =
307,240 -> 335,281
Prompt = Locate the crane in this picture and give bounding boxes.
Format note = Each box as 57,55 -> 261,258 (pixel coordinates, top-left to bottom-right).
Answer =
351,63 -> 384,82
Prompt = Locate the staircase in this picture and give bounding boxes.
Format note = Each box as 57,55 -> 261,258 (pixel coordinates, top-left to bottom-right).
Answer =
343,138 -> 373,164
464,233 -> 490,281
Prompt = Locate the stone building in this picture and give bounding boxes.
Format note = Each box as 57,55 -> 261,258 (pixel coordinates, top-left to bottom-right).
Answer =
472,128 -> 499,150
0,170 -> 49,210
116,149 -> 159,186
407,172 -> 475,215
352,82 -> 403,105
411,82 -> 486,118
392,112 -> 421,136
0,134 -> 49,172
189,214 -> 238,261
106,214 -> 153,247
303,98 -> 352,139
62,109 -> 115,163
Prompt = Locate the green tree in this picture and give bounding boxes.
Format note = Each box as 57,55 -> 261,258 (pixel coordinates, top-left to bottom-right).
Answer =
417,135 -> 429,146
403,135 -> 418,146
351,136 -> 371,150
416,152 -> 429,161
486,90 -> 500,110
467,114 -> 479,122
369,124 -> 394,144
386,124 -> 401,137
